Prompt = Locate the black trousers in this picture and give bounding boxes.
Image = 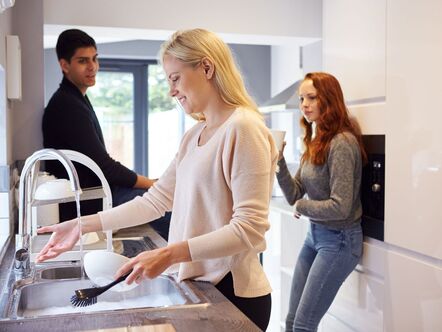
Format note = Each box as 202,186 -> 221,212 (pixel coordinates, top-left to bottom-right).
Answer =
215,272 -> 271,331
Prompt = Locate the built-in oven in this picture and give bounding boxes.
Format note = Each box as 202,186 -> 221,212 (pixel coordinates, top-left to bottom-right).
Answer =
361,135 -> 385,241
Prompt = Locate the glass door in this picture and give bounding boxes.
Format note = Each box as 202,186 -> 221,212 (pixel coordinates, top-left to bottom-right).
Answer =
88,70 -> 135,170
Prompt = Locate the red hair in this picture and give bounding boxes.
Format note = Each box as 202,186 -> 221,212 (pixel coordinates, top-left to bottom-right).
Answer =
300,72 -> 367,165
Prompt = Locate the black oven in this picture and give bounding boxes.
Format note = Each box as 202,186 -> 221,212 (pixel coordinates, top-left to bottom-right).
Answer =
361,135 -> 385,241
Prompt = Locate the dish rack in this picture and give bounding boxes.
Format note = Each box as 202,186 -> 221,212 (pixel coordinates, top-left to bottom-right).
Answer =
26,149 -> 113,262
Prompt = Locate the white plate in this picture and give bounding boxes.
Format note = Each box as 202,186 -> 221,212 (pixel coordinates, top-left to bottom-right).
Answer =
83,250 -> 138,292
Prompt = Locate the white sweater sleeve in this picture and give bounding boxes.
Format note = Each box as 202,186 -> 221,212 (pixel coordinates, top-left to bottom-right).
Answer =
98,156 -> 177,231
188,115 -> 278,260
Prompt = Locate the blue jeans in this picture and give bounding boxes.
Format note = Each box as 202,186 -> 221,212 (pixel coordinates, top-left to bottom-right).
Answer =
285,222 -> 363,332
112,186 -> 171,241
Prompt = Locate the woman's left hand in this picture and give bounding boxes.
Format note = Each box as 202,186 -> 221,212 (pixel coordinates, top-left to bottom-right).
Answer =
278,141 -> 287,161
115,241 -> 191,284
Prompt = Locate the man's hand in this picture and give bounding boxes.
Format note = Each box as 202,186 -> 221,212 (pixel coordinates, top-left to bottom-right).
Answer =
134,175 -> 157,189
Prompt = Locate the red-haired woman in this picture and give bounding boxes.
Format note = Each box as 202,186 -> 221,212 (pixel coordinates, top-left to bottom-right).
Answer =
277,72 -> 367,332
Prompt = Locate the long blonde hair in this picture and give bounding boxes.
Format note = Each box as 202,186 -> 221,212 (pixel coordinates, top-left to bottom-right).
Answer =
159,28 -> 259,120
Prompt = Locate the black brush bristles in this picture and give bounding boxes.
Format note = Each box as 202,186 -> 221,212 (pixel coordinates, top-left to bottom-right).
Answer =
70,294 -> 97,307
69,271 -> 132,307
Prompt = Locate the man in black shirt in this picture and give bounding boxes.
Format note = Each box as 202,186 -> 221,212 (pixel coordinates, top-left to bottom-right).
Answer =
42,29 -> 170,240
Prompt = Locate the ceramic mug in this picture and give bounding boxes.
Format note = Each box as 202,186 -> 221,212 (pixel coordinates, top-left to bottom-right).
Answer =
270,129 -> 286,151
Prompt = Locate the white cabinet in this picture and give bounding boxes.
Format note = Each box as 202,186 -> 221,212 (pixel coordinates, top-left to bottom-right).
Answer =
323,0 -> 387,135
311,240 -> 384,332
319,313 -> 355,332
323,0 -> 386,103
384,250 -> 442,332
324,256 -> 384,332
383,0 -> 442,260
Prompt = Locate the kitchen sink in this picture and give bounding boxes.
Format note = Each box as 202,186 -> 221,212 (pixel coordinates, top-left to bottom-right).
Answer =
40,266 -> 82,279
3,263 -> 206,320
14,276 -> 190,318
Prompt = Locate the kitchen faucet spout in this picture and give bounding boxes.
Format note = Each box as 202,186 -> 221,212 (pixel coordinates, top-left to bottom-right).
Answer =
15,149 -> 81,277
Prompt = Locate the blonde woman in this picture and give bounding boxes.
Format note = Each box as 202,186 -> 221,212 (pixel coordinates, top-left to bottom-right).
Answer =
37,28 -> 278,330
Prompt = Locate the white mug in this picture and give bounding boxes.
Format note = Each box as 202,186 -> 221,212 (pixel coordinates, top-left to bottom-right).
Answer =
270,129 -> 286,151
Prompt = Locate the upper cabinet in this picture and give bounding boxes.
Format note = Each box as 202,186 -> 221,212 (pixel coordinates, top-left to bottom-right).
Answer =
323,0 -> 386,104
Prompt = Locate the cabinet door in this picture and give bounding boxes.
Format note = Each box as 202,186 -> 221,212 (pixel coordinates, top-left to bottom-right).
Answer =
280,213 -> 308,270
384,0 -> 442,260
320,241 -> 385,332
323,0 -> 386,103
384,250 -> 442,332
319,313 -> 357,332
326,269 -> 384,332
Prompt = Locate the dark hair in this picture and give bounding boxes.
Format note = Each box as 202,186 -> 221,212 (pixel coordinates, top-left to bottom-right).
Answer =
56,29 -> 96,62
300,72 -> 367,165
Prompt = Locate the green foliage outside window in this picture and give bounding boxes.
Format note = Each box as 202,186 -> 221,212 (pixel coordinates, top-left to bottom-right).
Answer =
148,65 -> 176,113
88,71 -> 133,117
88,64 -> 175,116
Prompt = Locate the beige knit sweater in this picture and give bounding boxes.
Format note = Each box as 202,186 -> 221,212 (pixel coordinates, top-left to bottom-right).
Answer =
98,108 -> 278,297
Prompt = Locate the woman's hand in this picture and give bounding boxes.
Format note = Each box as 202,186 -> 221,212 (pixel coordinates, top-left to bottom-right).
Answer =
294,201 -> 301,219
35,219 -> 80,262
115,241 -> 191,284
278,141 -> 287,161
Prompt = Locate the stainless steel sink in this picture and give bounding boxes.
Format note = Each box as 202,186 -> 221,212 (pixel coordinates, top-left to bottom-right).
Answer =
4,263 -> 205,320
15,276 -> 190,318
40,266 -> 82,279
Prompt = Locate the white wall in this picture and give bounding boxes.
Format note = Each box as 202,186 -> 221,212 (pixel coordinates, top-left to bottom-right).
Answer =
43,0 -> 322,39
10,0 -> 45,162
0,5 -> 14,249
0,6 -> 13,165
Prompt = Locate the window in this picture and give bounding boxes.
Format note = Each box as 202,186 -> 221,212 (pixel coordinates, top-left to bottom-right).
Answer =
88,59 -> 194,179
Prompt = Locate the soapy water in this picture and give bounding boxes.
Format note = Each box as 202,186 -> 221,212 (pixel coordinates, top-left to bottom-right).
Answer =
22,293 -> 176,317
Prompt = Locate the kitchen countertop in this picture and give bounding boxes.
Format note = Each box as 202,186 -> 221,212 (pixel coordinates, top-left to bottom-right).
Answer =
0,224 -> 261,332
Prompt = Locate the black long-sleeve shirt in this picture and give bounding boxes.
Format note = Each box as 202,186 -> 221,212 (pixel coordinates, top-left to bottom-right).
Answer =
42,77 -> 137,220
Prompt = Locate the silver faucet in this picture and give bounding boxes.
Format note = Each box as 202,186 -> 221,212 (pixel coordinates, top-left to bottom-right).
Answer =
15,148 -> 81,277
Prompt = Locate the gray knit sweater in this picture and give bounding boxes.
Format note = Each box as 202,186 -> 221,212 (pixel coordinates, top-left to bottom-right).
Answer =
276,132 -> 362,229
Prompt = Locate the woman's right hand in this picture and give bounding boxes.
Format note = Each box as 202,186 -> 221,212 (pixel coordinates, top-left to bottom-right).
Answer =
35,218 -> 80,262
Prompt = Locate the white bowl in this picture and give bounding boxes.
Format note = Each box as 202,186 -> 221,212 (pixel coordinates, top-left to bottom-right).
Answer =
34,179 -> 75,200
83,251 -> 138,292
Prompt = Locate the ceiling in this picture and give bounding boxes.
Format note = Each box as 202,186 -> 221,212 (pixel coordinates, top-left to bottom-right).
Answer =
44,24 -> 320,49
